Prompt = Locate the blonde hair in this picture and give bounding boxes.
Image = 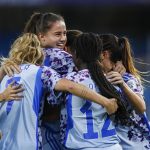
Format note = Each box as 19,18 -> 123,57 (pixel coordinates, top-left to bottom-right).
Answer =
5,33 -> 44,65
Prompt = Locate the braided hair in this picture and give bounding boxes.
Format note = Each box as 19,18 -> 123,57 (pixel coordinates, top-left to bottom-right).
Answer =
73,32 -> 130,125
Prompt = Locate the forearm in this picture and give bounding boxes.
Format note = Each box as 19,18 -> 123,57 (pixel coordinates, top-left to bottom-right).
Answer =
55,79 -> 109,107
121,82 -> 146,113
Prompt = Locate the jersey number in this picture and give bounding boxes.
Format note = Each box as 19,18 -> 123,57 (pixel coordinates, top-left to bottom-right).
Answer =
6,77 -> 21,114
80,101 -> 116,139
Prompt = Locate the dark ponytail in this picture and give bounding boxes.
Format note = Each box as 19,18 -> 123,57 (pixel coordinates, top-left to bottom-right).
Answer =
24,12 -> 42,34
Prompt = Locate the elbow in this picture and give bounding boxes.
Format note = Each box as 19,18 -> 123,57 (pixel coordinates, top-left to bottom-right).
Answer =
138,108 -> 146,114
140,106 -> 146,113
136,103 -> 146,114
54,79 -> 73,91
67,84 -> 76,92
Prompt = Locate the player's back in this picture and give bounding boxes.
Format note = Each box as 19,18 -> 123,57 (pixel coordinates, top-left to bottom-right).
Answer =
64,69 -> 121,150
0,64 -> 43,150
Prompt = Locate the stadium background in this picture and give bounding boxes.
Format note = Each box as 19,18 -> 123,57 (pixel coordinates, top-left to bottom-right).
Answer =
0,0 -> 150,119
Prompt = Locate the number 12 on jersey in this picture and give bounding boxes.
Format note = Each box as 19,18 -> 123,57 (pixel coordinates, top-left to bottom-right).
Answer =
80,101 -> 116,139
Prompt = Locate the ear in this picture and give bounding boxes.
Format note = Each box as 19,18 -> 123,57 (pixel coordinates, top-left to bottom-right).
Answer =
64,46 -> 67,51
76,57 -> 82,65
38,33 -> 45,43
64,46 -> 69,52
102,50 -> 110,58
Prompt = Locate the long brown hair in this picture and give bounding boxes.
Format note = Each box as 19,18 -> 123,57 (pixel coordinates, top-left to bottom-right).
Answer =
100,34 -> 141,81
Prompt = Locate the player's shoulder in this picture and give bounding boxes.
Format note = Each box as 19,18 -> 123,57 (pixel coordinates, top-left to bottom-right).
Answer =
123,72 -> 137,82
44,48 -> 72,57
20,64 -> 40,70
66,69 -> 91,82
19,64 -> 42,77
123,72 -> 143,92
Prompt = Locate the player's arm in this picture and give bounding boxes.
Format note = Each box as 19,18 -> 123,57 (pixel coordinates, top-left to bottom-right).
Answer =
106,71 -> 146,113
42,67 -> 118,115
54,78 -> 118,115
0,81 -> 24,102
121,81 -> 145,113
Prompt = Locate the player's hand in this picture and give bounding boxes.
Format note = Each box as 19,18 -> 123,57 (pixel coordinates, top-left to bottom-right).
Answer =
105,98 -> 118,115
1,60 -> 21,77
113,61 -> 126,76
106,71 -> 125,87
2,81 -> 24,101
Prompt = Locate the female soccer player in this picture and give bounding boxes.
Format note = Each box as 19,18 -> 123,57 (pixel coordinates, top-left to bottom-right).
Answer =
57,32 -> 126,149
23,12 -> 75,149
100,34 -> 150,150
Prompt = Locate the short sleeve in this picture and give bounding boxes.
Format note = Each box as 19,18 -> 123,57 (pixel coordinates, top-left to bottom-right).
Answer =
65,69 -> 91,84
65,72 -> 79,82
44,48 -> 76,75
41,66 -> 62,104
124,74 -> 144,96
